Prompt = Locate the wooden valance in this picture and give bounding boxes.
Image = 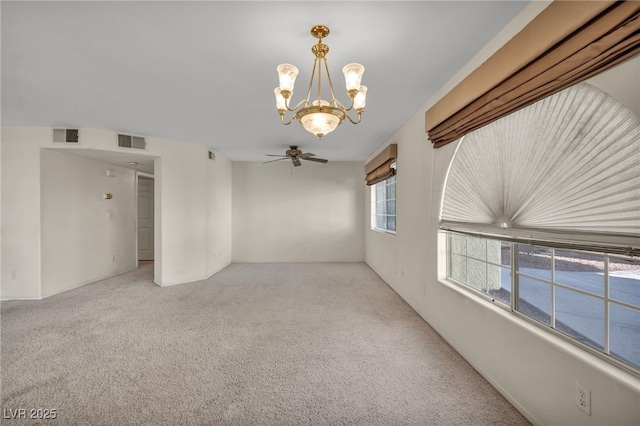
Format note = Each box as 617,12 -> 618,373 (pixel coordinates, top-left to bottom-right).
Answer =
365,144 -> 397,186
426,1 -> 640,147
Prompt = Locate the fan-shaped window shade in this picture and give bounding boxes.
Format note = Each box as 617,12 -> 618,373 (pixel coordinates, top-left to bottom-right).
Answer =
441,83 -> 640,254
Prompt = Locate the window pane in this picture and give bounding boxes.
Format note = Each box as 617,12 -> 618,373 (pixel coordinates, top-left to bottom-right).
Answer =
486,239 -> 502,264
387,215 -> 396,232
501,242 -> 511,267
386,200 -> 396,215
467,237 -> 486,261
387,182 -> 396,198
487,264 -> 502,292
450,254 -> 467,283
609,257 -> 640,308
376,215 -> 386,230
517,245 -> 551,281
377,200 -> 386,214
554,251 -> 604,296
387,175 -> 396,184
609,303 -> 640,369
467,258 -> 487,292
488,267 -> 511,305
517,276 -> 551,326
450,234 -> 466,255
555,287 -> 604,350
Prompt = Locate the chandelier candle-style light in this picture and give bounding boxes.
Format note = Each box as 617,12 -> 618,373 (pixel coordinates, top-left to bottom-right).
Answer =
274,25 -> 367,139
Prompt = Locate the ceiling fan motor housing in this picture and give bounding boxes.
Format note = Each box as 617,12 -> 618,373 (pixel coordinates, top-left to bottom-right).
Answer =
286,146 -> 302,157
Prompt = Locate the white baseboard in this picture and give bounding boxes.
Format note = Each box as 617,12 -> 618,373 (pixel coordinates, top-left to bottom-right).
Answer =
1,295 -> 43,301
153,261 -> 230,287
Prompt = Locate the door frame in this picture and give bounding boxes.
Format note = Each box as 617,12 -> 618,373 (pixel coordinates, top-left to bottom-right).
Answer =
135,171 -> 155,266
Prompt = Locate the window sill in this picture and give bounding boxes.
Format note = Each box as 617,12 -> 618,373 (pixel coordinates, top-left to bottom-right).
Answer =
439,276 -> 640,379
371,227 -> 396,236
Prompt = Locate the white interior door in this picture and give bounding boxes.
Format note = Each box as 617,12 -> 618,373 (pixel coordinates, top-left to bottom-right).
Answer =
137,177 -> 154,261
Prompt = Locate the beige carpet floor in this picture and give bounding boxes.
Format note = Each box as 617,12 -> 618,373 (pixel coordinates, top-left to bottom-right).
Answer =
1,262 -> 530,425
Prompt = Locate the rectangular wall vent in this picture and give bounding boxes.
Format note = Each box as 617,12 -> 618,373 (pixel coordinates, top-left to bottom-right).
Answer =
53,128 -> 79,143
208,150 -> 215,160
117,134 -> 146,150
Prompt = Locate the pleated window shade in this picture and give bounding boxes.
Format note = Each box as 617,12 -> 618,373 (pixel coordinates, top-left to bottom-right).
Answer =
426,1 -> 640,148
440,83 -> 640,255
365,144 -> 397,186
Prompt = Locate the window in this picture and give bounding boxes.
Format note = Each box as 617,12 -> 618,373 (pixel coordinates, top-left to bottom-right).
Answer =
372,176 -> 396,233
449,234 -> 511,305
440,83 -> 640,374
447,233 -> 640,372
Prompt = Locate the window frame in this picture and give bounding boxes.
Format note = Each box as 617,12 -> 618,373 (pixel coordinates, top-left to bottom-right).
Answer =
445,231 -> 640,376
371,175 -> 396,235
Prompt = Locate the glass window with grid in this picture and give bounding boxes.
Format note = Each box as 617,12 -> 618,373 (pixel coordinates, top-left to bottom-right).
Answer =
373,176 -> 396,232
447,233 -> 640,372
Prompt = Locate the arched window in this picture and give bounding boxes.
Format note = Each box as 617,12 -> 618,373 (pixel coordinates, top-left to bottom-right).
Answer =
441,83 -> 640,372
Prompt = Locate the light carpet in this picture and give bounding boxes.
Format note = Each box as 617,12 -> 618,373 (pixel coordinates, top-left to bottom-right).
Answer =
1,263 -> 530,425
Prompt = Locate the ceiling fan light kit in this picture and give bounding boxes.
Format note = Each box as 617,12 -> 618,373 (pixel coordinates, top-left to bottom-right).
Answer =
274,25 -> 367,139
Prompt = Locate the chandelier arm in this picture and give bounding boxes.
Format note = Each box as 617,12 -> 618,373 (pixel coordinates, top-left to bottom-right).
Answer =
280,114 -> 296,126
344,111 -> 363,125
288,98 -> 310,111
305,58 -> 318,105
322,58 -> 339,107
333,97 -> 354,112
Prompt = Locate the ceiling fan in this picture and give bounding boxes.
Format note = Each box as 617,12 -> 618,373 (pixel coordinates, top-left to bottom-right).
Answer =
263,145 -> 328,167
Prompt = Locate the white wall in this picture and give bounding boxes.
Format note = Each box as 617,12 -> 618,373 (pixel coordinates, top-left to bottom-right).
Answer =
150,137 -> 208,286
206,153 -> 232,276
1,127 -> 233,298
0,124 -> 2,299
1,128 -> 45,299
40,149 -> 136,297
232,161 -> 365,263
587,54 -> 640,117
364,2 -> 640,425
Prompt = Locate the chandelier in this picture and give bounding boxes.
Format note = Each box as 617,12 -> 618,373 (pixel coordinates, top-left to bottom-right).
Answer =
274,25 -> 367,139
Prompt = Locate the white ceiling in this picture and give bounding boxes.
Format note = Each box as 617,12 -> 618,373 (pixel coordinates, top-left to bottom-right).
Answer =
2,1 -> 527,162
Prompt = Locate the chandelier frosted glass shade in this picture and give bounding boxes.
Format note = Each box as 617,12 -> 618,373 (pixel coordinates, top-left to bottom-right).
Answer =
274,25 -> 366,139
273,88 -> 287,111
296,100 -> 346,138
342,63 -> 365,95
276,64 -> 298,97
354,85 -> 367,113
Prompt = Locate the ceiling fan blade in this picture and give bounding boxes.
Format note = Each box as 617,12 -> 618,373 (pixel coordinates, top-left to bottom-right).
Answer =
263,158 -> 289,164
302,157 -> 328,163
299,153 -> 315,157
292,157 -> 302,167
265,154 -> 288,157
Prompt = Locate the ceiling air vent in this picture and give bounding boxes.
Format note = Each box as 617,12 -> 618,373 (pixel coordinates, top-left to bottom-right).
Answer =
117,134 -> 146,150
53,128 -> 79,144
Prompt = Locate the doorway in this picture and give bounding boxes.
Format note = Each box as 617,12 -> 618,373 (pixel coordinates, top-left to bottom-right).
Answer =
137,175 -> 154,263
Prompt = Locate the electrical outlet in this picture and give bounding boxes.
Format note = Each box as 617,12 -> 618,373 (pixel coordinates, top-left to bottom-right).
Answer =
575,382 -> 591,415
